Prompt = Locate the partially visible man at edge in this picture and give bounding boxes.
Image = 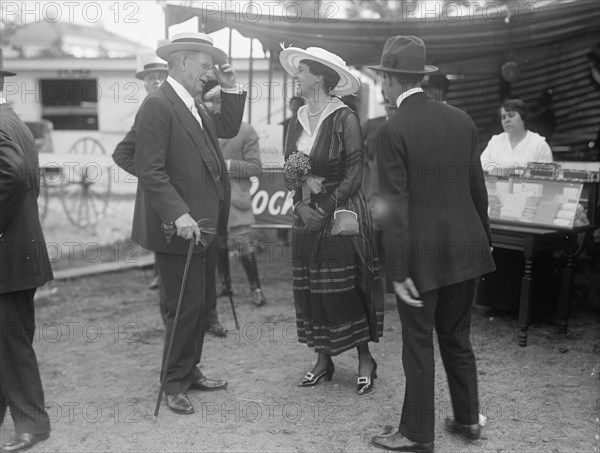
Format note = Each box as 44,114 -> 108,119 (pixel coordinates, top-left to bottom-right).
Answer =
0,50 -> 53,453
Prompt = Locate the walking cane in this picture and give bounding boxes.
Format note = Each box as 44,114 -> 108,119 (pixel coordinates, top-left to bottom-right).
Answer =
218,234 -> 240,330
153,237 -> 195,420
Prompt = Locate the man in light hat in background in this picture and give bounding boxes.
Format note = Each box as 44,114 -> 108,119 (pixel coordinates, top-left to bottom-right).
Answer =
203,85 -> 267,309
131,32 -> 246,415
368,36 -> 495,452
113,51 -> 169,295
113,51 -> 169,175
0,49 -> 53,452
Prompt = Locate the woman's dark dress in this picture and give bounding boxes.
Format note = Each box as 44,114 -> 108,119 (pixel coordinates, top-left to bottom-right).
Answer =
284,105 -> 384,355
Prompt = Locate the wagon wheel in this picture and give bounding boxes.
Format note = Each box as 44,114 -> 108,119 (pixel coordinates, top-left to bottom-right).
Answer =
60,137 -> 112,228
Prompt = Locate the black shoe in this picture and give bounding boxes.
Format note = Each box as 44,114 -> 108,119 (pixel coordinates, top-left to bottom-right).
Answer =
0,432 -> 49,452
357,359 -> 377,395
251,288 -> 266,306
483,307 -> 513,317
190,376 -> 228,391
206,324 -> 227,337
298,364 -> 335,387
149,275 -> 160,290
444,417 -> 481,440
166,393 -> 194,414
217,285 -> 233,298
371,430 -> 433,452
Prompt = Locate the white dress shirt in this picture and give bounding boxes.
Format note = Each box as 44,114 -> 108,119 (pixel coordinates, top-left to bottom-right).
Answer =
167,76 -> 203,129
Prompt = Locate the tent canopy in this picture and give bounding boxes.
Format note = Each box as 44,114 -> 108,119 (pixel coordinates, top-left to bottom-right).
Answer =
166,1 -> 600,152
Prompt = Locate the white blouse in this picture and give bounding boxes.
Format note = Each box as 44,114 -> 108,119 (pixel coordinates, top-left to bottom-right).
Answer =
295,97 -> 347,155
480,130 -> 553,171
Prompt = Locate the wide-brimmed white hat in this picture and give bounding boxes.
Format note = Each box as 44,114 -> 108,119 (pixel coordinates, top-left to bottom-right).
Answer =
135,54 -> 168,80
157,32 -> 227,65
279,46 -> 360,96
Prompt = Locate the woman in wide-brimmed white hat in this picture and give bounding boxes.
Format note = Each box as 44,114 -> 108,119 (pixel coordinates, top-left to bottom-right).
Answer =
280,46 -> 384,395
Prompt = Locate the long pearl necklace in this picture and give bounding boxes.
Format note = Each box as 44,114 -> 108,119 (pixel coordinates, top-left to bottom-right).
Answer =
307,104 -> 327,117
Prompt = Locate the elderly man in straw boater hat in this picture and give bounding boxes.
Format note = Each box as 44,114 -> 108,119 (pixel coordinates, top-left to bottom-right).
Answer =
0,48 -> 53,452
367,36 -> 495,452
130,32 -> 246,415
113,51 -> 169,293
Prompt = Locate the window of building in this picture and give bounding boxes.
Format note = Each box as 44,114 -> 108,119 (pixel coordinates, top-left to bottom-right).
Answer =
41,79 -> 99,130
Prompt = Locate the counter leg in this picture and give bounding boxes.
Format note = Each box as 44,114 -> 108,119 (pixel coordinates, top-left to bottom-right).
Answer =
556,253 -> 574,334
518,256 -> 534,347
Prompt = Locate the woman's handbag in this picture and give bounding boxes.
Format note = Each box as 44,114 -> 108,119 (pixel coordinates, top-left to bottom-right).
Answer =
331,208 -> 359,236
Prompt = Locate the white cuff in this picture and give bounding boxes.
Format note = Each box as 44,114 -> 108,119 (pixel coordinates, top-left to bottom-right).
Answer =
221,84 -> 243,94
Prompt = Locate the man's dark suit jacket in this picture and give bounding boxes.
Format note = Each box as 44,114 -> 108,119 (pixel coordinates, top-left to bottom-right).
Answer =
130,81 -> 246,255
0,105 -> 53,293
377,92 -> 496,294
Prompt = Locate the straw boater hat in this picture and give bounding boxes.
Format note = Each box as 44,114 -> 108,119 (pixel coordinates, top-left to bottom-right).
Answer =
135,54 -> 168,80
368,36 -> 438,74
0,48 -> 16,77
279,46 -> 360,97
156,32 -> 227,65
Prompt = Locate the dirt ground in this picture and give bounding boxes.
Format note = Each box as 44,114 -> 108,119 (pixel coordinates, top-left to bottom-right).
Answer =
2,194 -> 599,452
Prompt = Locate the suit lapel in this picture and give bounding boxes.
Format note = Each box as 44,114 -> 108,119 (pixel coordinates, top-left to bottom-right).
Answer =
161,82 -> 221,180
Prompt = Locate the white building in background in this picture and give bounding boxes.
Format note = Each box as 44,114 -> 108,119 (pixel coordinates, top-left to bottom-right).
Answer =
2,20 -> 376,156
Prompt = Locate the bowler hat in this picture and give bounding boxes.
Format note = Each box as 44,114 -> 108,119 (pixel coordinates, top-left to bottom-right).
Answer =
368,36 -> 438,74
0,48 -> 16,77
156,32 -> 227,65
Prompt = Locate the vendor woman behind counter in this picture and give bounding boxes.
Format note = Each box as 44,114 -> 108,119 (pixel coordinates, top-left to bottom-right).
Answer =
478,98 -> 557,318
481,98 -> 553,171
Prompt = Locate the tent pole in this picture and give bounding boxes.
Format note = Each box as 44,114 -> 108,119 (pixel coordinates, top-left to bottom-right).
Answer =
267,53 -> 273,124
283,72 -> 288,123
228,27 -> 232,64
248,38 -> 254,124
164,4 -> 169,38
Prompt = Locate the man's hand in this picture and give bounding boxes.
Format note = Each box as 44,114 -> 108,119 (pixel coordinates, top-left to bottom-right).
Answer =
174,213 -> 201,244
214,63 -> 236,89
296,203 -> 327,231
393,278 -> 422,307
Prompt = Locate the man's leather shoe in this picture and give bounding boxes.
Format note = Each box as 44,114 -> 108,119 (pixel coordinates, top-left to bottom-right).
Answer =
166,393 -> 194,414
149,275 -> 160,290
191,375 -> 228,391
206,324 -> 227,337
251,288 -> 266,306
444,417 -> 481,440
0,432 -> 49,452
371,430 -> 433,452
217,285 -> 233,298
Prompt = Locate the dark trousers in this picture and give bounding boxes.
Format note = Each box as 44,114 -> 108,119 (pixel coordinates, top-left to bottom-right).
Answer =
0,289 -> 50,434
156,242 -> 217,395
397,279 -> 479,443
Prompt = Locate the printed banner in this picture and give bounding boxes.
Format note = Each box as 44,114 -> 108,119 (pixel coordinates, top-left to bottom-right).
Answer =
250,168 -> 293,228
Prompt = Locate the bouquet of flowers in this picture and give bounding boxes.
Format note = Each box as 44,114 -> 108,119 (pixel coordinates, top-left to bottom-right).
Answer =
283,152 -> 326,203
283,151 -> 312,191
